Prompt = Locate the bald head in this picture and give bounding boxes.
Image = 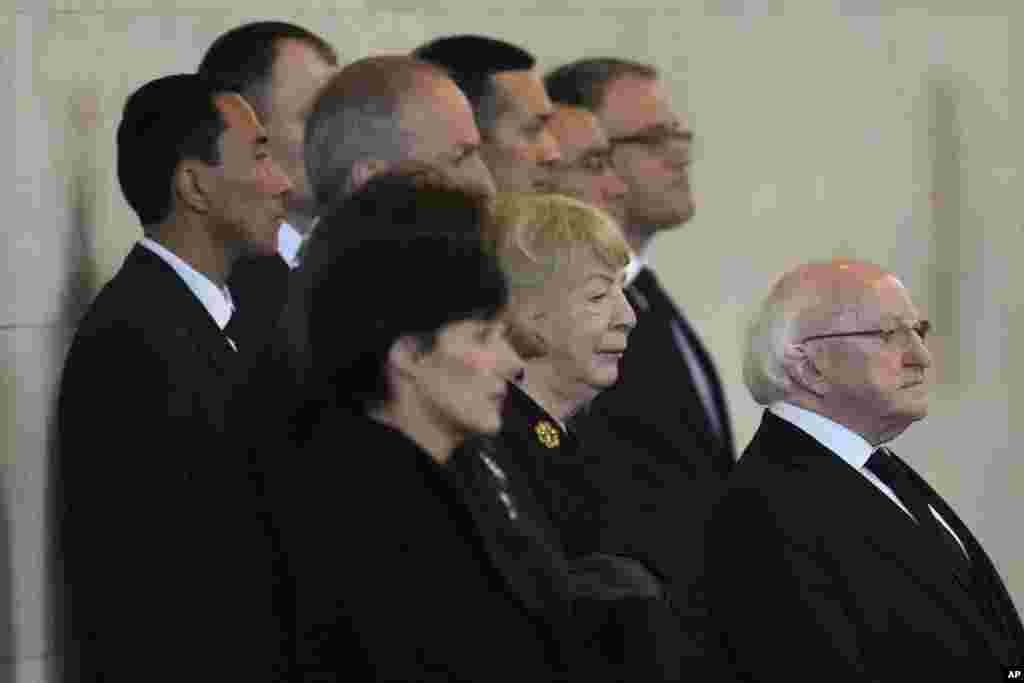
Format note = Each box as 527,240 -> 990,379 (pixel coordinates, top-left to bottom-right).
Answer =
746,259 -> 932,445
767,260 -> 895,339
305,56 -> 495,209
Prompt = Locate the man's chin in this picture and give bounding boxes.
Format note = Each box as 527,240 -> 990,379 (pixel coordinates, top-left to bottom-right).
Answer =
665,200 -> 695,228
245,238 -> 281,259
637,202 -> 694,232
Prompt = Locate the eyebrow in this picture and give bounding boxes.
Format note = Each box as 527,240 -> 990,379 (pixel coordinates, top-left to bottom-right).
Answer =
641,123 -> 692,140
582,145 -> 613,158
533,111 -> 554,126
585,273 -> 616,285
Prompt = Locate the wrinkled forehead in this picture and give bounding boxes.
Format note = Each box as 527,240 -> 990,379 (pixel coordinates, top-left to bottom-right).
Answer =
802,273 -> 919,333
599,75 -> 685,135
214,93 -> 266,140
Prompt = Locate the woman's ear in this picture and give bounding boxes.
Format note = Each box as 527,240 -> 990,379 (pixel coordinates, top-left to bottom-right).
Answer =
387,335 -> 425,379
783,342 -> 828,397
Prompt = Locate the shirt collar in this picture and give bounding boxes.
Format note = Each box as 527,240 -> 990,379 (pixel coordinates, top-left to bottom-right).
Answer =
624,248 -> 649,287
139,238 -> 234,330
768,401 -> 875,469
278,222 -> 304,269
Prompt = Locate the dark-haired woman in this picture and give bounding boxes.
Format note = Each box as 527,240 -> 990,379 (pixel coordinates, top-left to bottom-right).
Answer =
276,174 -> 577,682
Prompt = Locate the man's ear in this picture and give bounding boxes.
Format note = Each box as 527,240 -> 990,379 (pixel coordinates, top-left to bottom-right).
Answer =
783,342 -> 829,397
350,158 -> 391,193
174,160 -> 211,215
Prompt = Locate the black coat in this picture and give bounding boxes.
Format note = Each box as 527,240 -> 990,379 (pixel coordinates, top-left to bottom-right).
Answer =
56,244 -> 288,682
275,411 -> 570,682
706,411 -> 1024,681
489,383 -> 689,681
225,252 -> 291,355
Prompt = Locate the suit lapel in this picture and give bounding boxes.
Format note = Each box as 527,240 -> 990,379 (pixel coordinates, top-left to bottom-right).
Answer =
761,413 -> 1008,661
128,245 -> 240,380
902,463 -> 1024,654
670,307 -> 735,456
628,269 -> 734,458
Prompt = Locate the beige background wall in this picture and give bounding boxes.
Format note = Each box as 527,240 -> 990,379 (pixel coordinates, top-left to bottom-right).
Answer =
4,1 -> 1021,680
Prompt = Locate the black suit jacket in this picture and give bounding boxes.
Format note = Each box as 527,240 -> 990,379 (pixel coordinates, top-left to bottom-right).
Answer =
706,410 -> 1024,681
487,384 -> 689,681
575,267 -> 734,474
275,411 -> 570,682
56,244 -> 288,682
225,252 -> 291,354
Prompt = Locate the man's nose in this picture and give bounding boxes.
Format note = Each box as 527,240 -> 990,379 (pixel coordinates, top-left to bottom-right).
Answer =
537,129 -> 561,164
905,330 -> 932,368
270,159 -> 293,195
603,169 -> 628,202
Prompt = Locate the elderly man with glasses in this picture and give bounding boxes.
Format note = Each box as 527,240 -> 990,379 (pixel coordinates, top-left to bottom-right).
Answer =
706,258 -> 1024,681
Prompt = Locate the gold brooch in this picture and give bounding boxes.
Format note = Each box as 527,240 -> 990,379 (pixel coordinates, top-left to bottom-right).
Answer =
534,420 -> 560,449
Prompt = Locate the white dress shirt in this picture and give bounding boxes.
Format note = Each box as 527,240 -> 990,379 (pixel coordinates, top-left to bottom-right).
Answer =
626,250 -> 723,439
277,222 -> 304,270
769,401 -> 967,555
139,238 -> 237,351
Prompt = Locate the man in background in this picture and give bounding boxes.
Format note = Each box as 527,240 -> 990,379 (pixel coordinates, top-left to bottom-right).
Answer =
545,100 -> 628,222
199,21 -> 338,346
413,34 -> 561,194
283,54 -> 497,381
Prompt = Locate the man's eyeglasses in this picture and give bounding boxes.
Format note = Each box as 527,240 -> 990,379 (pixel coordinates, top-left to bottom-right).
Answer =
801,320 -> 932,346
551,150 -> 616,176
608,126 -> 694,158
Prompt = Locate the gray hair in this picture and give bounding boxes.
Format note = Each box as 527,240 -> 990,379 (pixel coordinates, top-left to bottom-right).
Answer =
743,273 -> 833,405
743,292 -> 802,405
304,56 -> 446,210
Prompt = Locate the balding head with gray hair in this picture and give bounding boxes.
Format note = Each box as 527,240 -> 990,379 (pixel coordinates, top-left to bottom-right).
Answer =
744,258 -> 932,445
305,55 -> 495,212
745,259 -> 900,404
304,56 -> 446,209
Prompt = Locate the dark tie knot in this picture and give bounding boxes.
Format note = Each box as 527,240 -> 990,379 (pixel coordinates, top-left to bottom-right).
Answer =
865,447 -> 899,481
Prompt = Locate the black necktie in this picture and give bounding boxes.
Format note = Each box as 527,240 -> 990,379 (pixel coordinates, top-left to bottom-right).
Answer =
865,448 -> 969,570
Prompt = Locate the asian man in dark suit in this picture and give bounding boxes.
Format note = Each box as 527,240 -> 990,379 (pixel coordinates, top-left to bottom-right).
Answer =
56,74 -> 293,682
707,259 -> 1024,681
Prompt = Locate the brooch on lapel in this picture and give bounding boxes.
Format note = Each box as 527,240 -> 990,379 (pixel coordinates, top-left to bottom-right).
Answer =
534,420 -> 560,449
